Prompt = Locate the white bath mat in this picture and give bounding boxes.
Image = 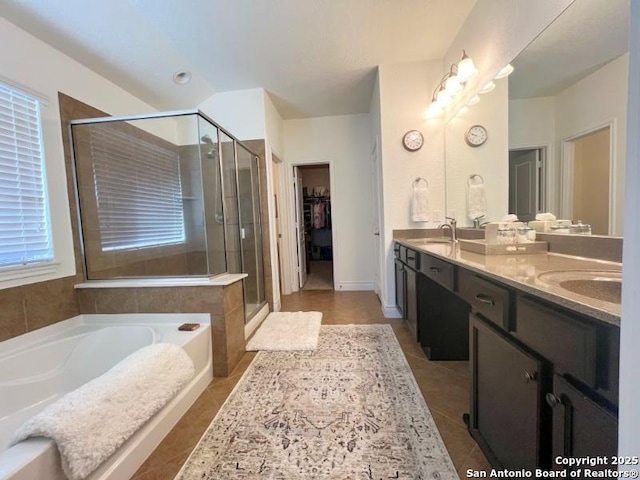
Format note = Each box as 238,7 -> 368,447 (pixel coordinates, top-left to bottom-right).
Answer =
246,311 -> 322,351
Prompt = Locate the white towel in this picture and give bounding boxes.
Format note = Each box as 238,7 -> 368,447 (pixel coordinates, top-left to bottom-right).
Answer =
467,183 -> 487,220
12,343 -> 195,480
411,183 -> 430,222
535,212 -> 557,221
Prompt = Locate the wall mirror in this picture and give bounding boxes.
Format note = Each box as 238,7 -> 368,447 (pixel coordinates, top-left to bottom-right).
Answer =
445,0 -> 629,236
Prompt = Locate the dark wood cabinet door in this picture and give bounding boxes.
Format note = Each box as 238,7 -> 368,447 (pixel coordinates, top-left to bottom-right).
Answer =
395,259 -> 405,318
420,275 -> 470,360
471,314 -> 546,469
406,267 -> 418,340
549,375 -> 617,470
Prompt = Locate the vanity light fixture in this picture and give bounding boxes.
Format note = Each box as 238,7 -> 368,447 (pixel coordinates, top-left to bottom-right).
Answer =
494,63 -> 514,79
427,50 -> 478,117
467,95 -> 480,106
457,50 -> 478,82
480,81 -> 496,94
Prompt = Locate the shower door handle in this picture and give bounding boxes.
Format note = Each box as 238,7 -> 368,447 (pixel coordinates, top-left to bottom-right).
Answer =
240,228 -> 246,240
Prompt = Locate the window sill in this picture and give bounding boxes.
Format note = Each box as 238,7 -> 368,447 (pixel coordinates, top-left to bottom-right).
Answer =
0,261 -> 61,283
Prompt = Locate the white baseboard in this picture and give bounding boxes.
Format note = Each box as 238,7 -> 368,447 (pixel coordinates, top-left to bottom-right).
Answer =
382,304 -> 402,319
272,299 -> 281,312
336,281 -> 374,291
244,303 -> 270,340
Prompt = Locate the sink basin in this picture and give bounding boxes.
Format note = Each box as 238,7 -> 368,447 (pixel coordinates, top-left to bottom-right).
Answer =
406,237 -> 452,245
537,270 -> 622,304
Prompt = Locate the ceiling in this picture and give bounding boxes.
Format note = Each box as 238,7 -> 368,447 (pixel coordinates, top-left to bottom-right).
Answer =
0,0 -> 475,119
509,0 -> 629,100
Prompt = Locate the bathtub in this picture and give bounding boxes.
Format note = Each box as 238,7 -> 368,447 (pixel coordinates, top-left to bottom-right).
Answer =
0,313 -> 213,480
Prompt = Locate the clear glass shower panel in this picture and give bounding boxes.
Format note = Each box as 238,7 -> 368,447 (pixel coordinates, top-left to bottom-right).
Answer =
236,144 -> 265,320
219,131 -> 242,274
197,117 -> 226,275
71,113 -> 226,279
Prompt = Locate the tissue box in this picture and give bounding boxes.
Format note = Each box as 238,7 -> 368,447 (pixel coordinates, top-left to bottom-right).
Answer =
485,222 -> 524,244
529,220 -> 555,233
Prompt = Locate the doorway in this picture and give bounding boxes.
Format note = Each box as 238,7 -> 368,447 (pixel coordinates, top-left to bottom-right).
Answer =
563,127 -> 612,235
294,164 -> 333,290
508,147 -> 545,222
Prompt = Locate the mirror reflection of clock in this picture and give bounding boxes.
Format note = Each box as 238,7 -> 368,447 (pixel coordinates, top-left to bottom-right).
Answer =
403,130 -> 424,151
465,125 -> 488,147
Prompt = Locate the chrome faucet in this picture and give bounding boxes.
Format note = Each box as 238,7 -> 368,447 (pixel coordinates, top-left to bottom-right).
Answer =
472,215 -> 485,229
439,216 -> 457,242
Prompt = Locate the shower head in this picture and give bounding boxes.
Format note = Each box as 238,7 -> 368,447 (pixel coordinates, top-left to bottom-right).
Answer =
201,134 -> 213,144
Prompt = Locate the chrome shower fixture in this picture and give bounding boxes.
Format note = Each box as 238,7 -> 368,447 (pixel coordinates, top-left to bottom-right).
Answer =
201,134 -> 213,144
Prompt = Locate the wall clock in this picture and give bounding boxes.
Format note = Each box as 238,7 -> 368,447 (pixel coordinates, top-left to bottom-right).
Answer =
465,124 -> 488,147
402,130 -> 424,151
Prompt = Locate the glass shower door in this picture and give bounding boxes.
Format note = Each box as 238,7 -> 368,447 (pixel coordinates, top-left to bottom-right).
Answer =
236,143 -> 265,320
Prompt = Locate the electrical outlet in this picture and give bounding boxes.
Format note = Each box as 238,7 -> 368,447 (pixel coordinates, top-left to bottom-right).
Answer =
447,210 -> 457,220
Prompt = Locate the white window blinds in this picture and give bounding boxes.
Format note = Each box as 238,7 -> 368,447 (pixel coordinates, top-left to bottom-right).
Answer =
87,124 -> 185,252
0,83 -> 53,269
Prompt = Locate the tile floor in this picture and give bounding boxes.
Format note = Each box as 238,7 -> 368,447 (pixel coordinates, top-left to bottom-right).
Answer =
302,260 -> 334,290
132,291 -> 491,479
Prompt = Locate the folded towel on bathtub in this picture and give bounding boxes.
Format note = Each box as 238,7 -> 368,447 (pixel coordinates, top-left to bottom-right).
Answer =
12,343 -> 194,480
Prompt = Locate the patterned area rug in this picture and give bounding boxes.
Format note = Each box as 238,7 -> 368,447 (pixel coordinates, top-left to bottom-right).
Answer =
175,325 -> 459,479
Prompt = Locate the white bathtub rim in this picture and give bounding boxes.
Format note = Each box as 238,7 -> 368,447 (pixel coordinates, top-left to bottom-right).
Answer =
0,313 -> 210,360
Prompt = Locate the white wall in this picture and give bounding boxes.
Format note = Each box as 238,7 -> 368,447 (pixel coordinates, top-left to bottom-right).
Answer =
283,114 -> 374,291
446,78 -> 509,225
619,0 -> 640,462
263,92 -> 285,308
197,88 -> 266,140
555,54 -> 628,235
0,18 -> 163,289
376,60 -> 447,312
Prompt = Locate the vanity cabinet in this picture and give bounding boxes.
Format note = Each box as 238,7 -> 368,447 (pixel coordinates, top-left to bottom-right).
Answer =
394,258 -> 405,318
395,245 -> 419,340
470,313 -> 550,469
465,273 -> 619,470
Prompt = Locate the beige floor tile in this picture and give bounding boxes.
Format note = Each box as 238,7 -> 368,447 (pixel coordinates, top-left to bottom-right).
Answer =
131,290 -> 489,479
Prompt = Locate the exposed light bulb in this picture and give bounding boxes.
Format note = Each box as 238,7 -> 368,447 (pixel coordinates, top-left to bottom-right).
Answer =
436,88 -> 452,107
456,106 -> 469,117
444,74 -> 462,95
427,102 -> 443,118
480,81 -> 496,94
457,50 -> 478,82
494,64 -> 514,79
467,95 -> 480,106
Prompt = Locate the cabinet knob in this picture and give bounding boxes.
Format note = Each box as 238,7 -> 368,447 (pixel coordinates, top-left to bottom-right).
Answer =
429,267 -> 440,274
545,393 -> 561,408
523,371 -> 537,383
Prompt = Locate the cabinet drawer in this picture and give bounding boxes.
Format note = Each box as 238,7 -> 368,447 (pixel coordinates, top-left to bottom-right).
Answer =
515,296 -> 597,388
458,269 -> 511,329
405,248 -> 420,270
419,254 -> 453,291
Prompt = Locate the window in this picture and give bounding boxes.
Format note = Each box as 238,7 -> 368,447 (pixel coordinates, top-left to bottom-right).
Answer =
86,124 -> 185,252
0,83 -> 53,270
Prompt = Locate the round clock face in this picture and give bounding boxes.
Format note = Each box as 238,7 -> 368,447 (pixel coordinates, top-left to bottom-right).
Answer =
465,125 -> 488,147
403,130 -> 424,151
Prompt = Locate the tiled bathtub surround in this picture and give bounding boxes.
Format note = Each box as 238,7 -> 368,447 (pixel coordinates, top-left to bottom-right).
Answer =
77,280 -> 246,376
0,276 -> 79,342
